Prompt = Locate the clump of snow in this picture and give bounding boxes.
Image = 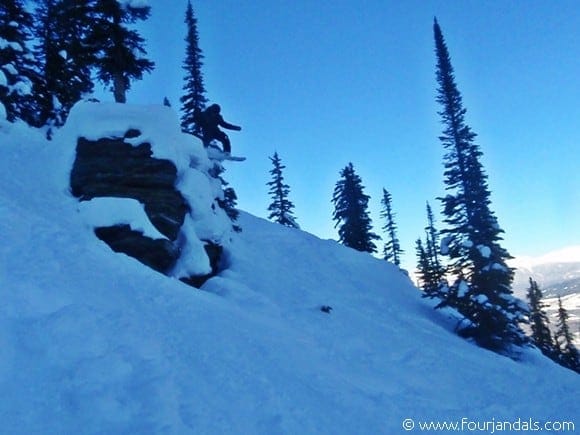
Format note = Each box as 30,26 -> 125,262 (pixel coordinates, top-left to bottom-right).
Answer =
440,235 -> 452,255
11,78 -> 32,96
0,102 -> 6,121
457,279 -> 469,297
474,294 -> 488,304
77,197 -> 167,240
2,63 -> 18,76
477,244 -> 491,258
118,0 -> 150,8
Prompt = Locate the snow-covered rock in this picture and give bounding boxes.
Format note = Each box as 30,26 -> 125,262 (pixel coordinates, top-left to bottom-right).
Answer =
63,102 -> 234,285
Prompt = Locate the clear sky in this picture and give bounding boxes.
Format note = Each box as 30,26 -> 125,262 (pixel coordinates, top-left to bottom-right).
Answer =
117,0 -> 579,270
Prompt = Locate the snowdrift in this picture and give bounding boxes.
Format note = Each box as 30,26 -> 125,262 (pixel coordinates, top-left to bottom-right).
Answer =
0,106 -> 578,434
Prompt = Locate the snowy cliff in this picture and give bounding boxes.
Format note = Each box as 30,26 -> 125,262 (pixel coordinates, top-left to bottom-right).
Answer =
0,106 -> 579,434
63,102 -> 234,286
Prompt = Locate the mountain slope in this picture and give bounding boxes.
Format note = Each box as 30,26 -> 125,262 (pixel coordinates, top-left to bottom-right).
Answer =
511,250 -> 580,345
1,110 -> 578,434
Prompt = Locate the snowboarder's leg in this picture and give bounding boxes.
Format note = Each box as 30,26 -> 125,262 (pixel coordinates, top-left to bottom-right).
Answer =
215,130 -> 231,153
201,128 -> 218,148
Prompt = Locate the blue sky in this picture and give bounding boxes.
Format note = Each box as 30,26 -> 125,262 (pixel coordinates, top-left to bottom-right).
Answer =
119,0 -> 579,269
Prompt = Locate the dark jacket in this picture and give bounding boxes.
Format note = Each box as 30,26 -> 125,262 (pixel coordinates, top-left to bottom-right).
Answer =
198,106 -> 241,133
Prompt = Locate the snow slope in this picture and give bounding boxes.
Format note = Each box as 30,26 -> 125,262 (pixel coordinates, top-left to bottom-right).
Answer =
1,109 -> 579,434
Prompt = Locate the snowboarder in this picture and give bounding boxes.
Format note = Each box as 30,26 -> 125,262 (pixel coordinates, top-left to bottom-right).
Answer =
195,104 -> 241,154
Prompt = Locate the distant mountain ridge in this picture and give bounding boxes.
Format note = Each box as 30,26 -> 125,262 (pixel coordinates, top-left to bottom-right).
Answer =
510,246 -> 580,298
510,246 -> 580,345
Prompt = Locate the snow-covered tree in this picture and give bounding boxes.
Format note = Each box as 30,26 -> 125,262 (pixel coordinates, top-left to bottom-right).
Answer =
332,163 -> 379,253
34,0 -> 96,130
0,0 -> 37,123
554,296 -> 580,373
210,163 -> 240,232
526,278 -> 555,358
267,152 -> 298,228
380,188 -> 403,265
432,18 -> 528,352
180,0 -> 207,135
89,0 -> 154,103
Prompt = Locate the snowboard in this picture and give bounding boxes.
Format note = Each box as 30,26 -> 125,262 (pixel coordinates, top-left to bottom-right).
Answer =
206,145 -> 246,162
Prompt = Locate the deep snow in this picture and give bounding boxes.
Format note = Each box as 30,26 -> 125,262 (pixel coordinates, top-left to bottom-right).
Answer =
0,106 -> 578,434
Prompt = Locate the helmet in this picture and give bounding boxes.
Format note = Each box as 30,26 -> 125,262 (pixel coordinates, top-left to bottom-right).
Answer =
208,103 -> 221,113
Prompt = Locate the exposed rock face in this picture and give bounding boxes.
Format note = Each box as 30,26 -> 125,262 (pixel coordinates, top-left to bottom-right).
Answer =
70,133 -> 189,241
69,129 -> 221,287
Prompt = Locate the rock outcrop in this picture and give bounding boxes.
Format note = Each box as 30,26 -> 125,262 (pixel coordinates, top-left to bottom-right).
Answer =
65,103 -> 234,288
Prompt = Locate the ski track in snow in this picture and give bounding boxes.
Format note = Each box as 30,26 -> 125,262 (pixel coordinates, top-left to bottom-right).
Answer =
1,110 -> 579,434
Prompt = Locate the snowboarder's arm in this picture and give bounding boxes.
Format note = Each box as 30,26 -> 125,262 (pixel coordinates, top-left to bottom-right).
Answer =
218,116 -> 241,131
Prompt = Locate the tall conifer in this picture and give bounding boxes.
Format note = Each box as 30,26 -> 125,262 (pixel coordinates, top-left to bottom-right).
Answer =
180,0 -> 207,134
380,188 -> 403,265
417,202 -> 447,300
526,278 -> 555,357
554,296 -> 580,373
432,18 -> 527,352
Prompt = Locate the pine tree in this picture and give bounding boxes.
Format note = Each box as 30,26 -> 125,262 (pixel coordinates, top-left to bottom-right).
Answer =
180,0 -> 207,134
267,152 -> 298,228
0,0 -> 38,123
432,18 -> 527,352
417,202 -> 447,299
89,0 -> 154,103
415,238 -> 432,289
210,163 -> 240,232
380,188 -> 403,265
34,0 -> 66,130
332,163 -> 379,253
424,203 -> 442,273
554,296 -> 580,373
526,278 -> 555,358
34,0 -> 96,130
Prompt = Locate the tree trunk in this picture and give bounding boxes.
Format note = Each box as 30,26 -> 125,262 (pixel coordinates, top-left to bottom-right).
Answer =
113,73 -> 126,103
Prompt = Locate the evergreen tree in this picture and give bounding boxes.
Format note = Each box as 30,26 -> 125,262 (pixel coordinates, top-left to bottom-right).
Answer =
554,296 -> 580,373
417,202 -> 447,299
380,188 -> 403,265
0,0 -> 38,123
424,203 -> 442,273
34,0 -> 66,130
415,238 -> 432,289
526,278 -> 555,358
180,0 -> 207,134
34,0 -> 95,129
219,186 -> 241,232
432,18 -> 527,352
210,163 -> 240,232
332,163 -> 379,253
267,152 -> 298,228
89,0 -> 154,103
